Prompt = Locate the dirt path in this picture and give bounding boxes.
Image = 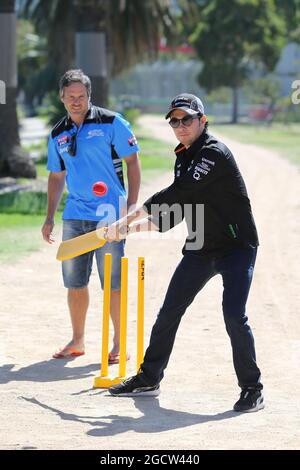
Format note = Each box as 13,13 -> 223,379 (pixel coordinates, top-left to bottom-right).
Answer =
0,116 -> 299,450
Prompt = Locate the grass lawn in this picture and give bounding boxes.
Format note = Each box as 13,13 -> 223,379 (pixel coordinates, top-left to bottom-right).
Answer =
137,134 -> 173,179
0,214 -> 62,264
211,123 -> 300,167
35,161 -> 48,178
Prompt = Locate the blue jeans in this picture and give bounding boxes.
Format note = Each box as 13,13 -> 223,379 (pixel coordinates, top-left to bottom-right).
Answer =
62,219 -> 125,290
141,246 -> 263,390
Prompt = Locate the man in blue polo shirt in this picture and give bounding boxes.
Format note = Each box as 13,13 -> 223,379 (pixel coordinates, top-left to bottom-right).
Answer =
42,69 -> 140,360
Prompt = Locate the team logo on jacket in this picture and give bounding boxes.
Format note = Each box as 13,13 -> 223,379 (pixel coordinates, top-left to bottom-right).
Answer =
193,162 -> 210,181
128,135 -> 137,146
191,155 -> 215,181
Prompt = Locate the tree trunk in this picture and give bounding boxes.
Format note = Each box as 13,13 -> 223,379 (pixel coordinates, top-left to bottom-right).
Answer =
75,1 -> 109,107
49,1 -> 75,80
0,0 -> 36,178
231,86 -> 239,124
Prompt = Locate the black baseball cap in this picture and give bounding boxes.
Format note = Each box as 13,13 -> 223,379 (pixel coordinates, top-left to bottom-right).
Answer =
165,93 -> 205,119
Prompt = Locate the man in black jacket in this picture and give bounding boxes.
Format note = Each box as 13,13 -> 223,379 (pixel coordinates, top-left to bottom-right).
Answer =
104,93 -> 264,412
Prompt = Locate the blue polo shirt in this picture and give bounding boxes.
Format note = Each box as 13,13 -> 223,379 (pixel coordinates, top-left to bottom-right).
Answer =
47,105 -> 139,222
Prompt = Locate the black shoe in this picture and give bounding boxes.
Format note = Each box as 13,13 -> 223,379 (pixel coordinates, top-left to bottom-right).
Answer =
233,389 -> 265,413
109,374 -> 160,397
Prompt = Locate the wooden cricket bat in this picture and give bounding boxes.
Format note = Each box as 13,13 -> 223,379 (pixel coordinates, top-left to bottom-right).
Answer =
56,227 -> 106,261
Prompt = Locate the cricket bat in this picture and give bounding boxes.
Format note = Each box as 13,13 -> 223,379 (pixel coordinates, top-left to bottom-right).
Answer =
56,227 -> 106,261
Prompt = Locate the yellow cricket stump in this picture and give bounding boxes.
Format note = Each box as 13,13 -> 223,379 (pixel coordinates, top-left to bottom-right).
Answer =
137,257 -> 145,372
118,257 -> 128,379
93,253 -> 115,388
93,255 -> 144,389
94,255 -> 128,388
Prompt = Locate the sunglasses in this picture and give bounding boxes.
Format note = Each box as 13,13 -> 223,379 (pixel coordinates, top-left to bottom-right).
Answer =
169,114 -> 200,129
68,133 -> 77,157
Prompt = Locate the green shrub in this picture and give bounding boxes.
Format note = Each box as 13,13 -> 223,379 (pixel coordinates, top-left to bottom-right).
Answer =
0,191 -> 67,215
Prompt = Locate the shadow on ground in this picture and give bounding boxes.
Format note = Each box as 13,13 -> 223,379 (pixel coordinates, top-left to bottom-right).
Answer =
20,395 -> 239,436
0,361 -> 99,383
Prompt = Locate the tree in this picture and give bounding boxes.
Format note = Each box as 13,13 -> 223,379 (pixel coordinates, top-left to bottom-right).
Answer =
190,0 -> 286,123
274,0 -> 300,42
0,0 -> 36,178
21,0 -> 175,106
21,0 -> 76,101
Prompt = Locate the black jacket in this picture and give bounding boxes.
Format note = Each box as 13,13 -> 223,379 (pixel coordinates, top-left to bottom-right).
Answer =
143,130 -> 259,254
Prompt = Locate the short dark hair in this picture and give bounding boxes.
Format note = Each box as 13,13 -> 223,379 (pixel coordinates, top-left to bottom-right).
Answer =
198,114 -> 209,130
59,69 -> 92,97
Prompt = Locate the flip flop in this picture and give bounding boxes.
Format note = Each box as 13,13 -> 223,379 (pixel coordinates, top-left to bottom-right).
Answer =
108,352 -> 131,365
53,347 -> 85,359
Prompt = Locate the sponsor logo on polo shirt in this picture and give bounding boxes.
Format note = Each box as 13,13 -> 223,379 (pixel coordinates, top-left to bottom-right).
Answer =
57,135 -> 69,147
87,129 -> 104,138
128,135 -> 137,146
59,146 -> 69,155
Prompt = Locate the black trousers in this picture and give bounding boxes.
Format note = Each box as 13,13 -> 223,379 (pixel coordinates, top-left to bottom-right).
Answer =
141,246 -> 263,390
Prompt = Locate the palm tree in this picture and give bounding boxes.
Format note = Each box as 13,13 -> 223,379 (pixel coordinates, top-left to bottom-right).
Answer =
108,0 -> 174,76
22,0 -> 175,106
21,0 -> 75,82
0,0 -> 36,178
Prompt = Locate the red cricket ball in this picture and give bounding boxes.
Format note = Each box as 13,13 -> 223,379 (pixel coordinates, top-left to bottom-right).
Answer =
92,181 -> 108,197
